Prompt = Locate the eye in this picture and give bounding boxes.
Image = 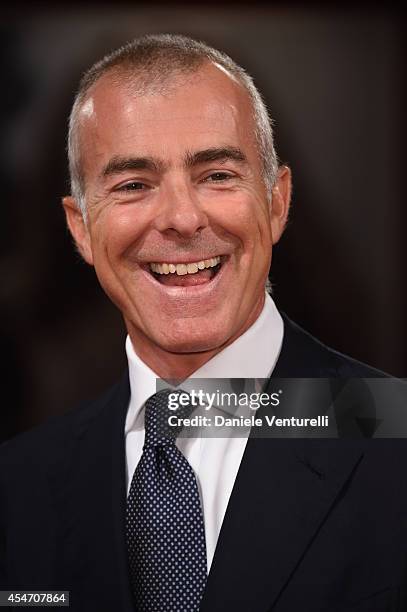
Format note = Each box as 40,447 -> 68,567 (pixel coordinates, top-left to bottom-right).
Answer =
203,172 -> 234,182
116,181 -> 147,191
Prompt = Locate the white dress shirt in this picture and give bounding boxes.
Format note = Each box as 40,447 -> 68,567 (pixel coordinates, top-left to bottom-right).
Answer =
125,293 -> 283,572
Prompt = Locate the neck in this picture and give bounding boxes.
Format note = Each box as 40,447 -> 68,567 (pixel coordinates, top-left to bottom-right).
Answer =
134,347 -> 220,381
125,299 -> 264,380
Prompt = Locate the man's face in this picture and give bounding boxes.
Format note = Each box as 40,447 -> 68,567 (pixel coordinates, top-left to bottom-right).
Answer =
64,63 -> 290,366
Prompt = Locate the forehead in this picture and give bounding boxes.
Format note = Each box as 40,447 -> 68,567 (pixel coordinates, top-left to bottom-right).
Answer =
78,62 -> 259,175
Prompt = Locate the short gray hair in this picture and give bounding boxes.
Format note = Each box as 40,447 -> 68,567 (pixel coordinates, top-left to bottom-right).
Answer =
67,33 -> 278,217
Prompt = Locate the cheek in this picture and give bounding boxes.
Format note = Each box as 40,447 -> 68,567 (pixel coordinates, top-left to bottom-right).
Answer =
228,202 -> 273,285
216,197 -> 272,253
90,205 -> 152,262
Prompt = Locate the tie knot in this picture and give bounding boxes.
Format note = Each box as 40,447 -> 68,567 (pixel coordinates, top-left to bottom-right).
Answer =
144,389 -> 193,447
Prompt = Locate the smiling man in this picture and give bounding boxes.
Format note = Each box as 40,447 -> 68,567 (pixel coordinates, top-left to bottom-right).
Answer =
0,34 -> 406,612
63,46 -> 290,378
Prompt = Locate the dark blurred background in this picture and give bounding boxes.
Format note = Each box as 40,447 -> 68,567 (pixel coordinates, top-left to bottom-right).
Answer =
1,4 -> 405,442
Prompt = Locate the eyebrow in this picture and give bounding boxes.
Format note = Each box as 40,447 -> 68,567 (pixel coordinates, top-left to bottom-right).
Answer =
184,147 -> 247,167
100,146 -> 248,180
101,155 -> 164,178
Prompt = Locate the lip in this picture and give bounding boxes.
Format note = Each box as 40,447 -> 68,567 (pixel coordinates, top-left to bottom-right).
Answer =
141,254 -> 226,267
140,255 -> 230,297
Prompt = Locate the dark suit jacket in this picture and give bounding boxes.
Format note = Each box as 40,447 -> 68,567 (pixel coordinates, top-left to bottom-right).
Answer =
0,315 -> 406,611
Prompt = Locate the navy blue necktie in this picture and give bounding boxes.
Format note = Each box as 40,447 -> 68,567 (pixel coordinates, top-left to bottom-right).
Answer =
126,389 -> 207,612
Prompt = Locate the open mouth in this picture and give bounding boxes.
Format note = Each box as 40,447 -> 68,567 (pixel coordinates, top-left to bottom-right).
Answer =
146,256 -> 224,287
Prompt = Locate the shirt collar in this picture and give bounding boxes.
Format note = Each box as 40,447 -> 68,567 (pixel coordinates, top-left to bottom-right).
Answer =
125,293 -> 283,433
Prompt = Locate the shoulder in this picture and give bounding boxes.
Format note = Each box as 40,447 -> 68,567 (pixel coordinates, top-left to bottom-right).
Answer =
0,374 -> 129,479
278,313 -> 388,378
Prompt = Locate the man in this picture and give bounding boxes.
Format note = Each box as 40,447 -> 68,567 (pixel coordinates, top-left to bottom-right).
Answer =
0,34 -> 405,612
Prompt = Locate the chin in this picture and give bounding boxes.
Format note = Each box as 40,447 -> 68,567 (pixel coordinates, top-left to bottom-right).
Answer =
154,320 -> 232,354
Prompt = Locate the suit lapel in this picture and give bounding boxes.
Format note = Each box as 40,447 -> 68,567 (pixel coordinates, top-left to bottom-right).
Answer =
200,314 -> 365,612
47,374 -> 135,612
200,437 -> 363,612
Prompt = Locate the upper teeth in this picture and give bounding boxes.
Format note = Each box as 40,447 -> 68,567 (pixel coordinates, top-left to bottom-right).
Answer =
150,256 -> 221,276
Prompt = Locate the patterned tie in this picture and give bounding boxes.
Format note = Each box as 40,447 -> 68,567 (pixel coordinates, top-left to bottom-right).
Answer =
126,389 -> 207,612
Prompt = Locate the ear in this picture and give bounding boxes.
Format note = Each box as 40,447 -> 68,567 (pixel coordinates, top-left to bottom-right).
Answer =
269,165 -> 292,245
62,196 -> 94,265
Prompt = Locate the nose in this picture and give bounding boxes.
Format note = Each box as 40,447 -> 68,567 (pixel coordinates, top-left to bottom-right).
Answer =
153,178 -> 208,239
